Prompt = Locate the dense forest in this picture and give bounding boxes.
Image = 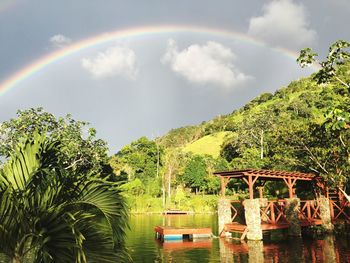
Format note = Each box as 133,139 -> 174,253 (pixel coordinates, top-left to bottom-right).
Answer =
110,42 -> 350,212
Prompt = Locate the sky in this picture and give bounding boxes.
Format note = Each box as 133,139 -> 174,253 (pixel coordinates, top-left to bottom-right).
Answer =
0,0 -> 349,153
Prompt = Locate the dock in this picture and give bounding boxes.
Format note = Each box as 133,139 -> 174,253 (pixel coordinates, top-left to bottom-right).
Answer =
155,226 -> 212,241
162,209 -> 193,215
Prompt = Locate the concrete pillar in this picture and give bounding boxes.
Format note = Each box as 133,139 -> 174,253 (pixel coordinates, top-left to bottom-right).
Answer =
319,197 -> 334,232
243,199 -> 262,240
218,198 -> 232,237
285,198 -> 301,237
247,240 -> 264,263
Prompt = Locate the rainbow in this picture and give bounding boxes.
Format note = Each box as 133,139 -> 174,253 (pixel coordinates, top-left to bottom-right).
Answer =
0,24 -> 317,96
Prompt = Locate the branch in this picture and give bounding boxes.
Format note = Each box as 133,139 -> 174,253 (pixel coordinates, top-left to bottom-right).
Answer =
301,142 -> 329,174
65,158 -> 84,169
334,75 -> 350,88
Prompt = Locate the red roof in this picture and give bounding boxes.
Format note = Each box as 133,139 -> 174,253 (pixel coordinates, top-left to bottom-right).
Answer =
214,169 -> 317,181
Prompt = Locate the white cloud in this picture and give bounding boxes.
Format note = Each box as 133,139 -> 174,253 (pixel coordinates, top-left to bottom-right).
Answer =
50,34 -> 72,48
162,40 -> 250,88
81,45 -> 138,79
248,0 -> 317,49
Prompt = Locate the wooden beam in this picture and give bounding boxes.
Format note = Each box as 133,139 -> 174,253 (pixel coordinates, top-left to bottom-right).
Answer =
242,177 -> 249,185
221,177 -> 225,196
252,175 -> 259,185
221,177 -> 231,196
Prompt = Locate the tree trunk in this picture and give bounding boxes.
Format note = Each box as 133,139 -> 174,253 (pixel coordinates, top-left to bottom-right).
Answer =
167,167 -> 172,204
260,130 -> 264,159
162,174 -> 166,209
156,142 -> 160,178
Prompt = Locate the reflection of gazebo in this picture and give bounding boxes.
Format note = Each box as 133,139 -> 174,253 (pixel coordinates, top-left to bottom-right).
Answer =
214,169 -> 321,199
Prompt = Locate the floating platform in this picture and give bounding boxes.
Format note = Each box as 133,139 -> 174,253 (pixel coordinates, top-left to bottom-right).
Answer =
155,226 -> 212,241
162,209 -> 193,215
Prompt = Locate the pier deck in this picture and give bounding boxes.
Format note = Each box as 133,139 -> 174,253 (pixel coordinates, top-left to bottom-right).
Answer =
225,219 -> 323,239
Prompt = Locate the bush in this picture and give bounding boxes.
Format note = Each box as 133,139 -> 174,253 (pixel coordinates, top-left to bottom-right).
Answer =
120,179 -> 145,195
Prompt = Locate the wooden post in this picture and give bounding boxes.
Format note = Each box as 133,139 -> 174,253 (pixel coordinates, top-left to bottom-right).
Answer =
288,178 -> 293,198
283,177 -> 296,198
221,177 -> 225,197
258,187 -> 263,199
248,175 -> 254,199
307,201 -> 311,219
330,200 -> 334,220
270,202 -> 276,224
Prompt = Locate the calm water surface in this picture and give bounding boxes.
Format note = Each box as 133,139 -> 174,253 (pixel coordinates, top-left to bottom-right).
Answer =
126,214 -> 350,263
1,214 -> 350,262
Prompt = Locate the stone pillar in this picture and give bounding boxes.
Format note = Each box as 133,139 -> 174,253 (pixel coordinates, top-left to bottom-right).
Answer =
319,197 -> 334,232
218,198 -> 232,237
285,198 -> 301,237
247,240 -> 264,263
323,235 -> 337,263
243,199 -> 262,240
219,238 -> 234,263
289,237 -> 305,263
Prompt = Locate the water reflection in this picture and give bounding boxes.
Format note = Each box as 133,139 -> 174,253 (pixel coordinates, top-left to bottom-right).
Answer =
220,235 -> 350,263
126,214 -> 350,262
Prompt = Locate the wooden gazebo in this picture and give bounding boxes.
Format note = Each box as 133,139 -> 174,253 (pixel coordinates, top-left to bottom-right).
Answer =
214,169 -> 321,199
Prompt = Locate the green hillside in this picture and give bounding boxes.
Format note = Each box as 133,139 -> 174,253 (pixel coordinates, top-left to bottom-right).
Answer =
110,54 -> 350,210
182,131 -> 233,158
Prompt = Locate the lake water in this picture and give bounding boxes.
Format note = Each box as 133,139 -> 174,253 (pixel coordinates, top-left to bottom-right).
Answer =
126,214 -> 350,263
1,214 -> 350,262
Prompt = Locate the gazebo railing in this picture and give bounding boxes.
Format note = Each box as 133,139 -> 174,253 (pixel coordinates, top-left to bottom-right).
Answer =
229,198 -> 350,226
299,200 -> 321,223
330,200 -> 350,222
260,200 -> 288,224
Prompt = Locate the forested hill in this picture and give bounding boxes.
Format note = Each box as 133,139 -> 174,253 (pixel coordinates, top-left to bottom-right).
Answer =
158,62 -> 349,170
110,61 -> 349,199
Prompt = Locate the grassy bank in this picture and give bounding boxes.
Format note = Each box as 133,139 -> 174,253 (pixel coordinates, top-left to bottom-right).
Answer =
125,194 -> 219,213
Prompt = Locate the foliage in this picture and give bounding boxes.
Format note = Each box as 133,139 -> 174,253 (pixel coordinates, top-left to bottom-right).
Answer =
125,194 -> 218,213
174,186 -> 186,206
297,40 -> 350,87
120,178 -> 145,196
297,40 -> 350,184
183,155 -> 207,193
111,137 -> 163,184
0,108 -> 111,178
0,133 -> 129,263
158,125 -> 203,148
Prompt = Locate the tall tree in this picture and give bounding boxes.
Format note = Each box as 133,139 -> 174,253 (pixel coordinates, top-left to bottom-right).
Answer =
296,40 -> 350,184
183,155 -> 207,194
0,108 -> 111,178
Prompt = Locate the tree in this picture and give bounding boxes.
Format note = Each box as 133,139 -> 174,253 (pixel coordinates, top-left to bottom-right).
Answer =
297,40 -> 350,88
0,108 -> 111,178
297,40 -> 350,184
113,137 -> 162,181
183,155 -> 207,194
0,133 -> 129,263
